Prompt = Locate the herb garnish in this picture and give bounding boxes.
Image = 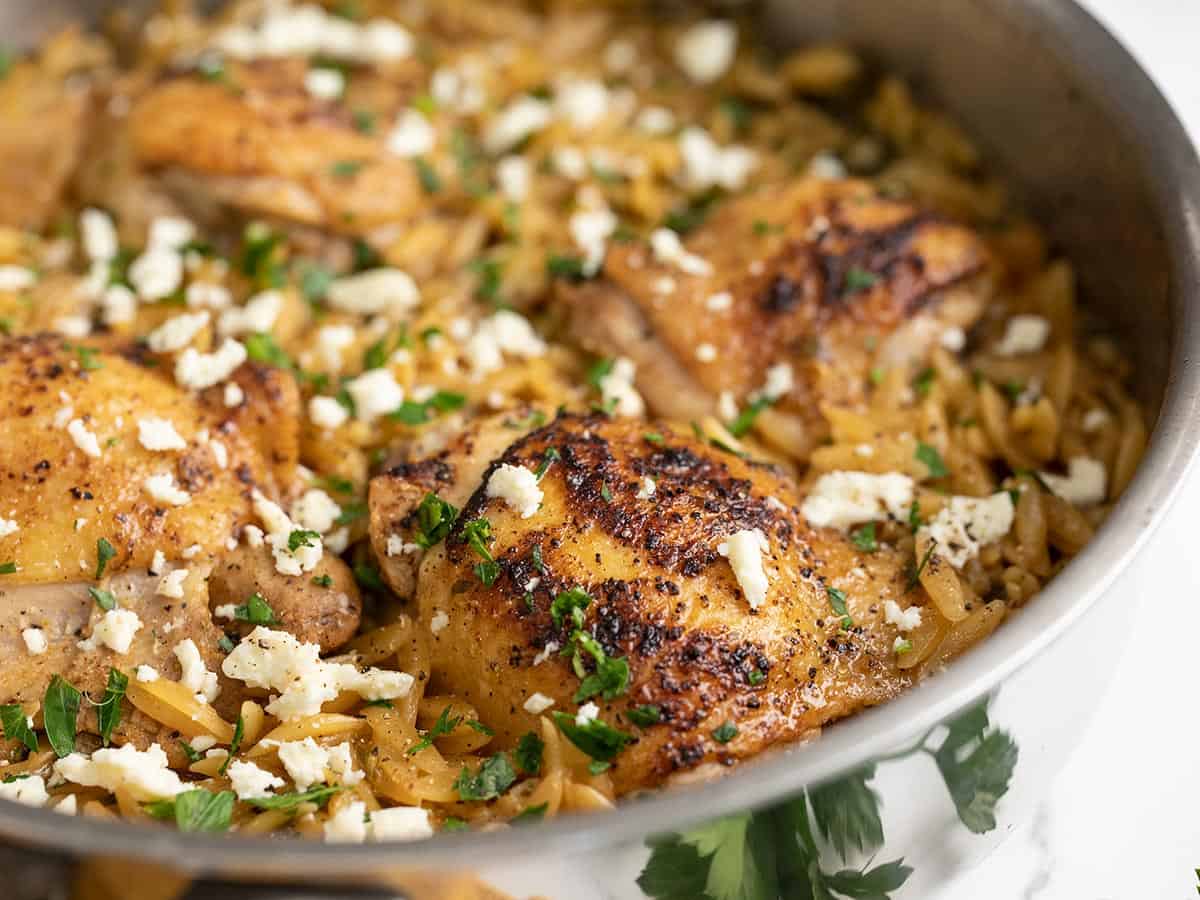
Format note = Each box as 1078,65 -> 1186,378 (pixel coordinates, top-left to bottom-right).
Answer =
551,712 -> 631,763
245,785 -> 345,811
0,704 -> 37,753
627,704 -> 661,728
454,753 -> 516,802
534,447 -> 560,481
146,790 -> 235,832
728,397 -> 772,438
233,593 -> 278,626
413,493 -> 458,548
712,722 -> 738,744
219,714 -> 245,776
514,731 -> 544,774
843,266 -> 879,294
95,538 -> 116,579
915,442 -> 948,478
550,587 -> 591,630
88,586 -> 117,611
43,675 -> 81,757
826,586 -> 853,629
850,522 -> 878,553
461,517 -> 499,585
408,704 -> 463,755
388,391 -> 466,425
95,667 -> 127,747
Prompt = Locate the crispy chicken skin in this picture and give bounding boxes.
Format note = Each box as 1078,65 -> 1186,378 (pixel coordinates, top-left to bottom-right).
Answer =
126,60 -> 425,235
376,414 -> 919,794
0,335 -> 360,720
568,179 -> 992,452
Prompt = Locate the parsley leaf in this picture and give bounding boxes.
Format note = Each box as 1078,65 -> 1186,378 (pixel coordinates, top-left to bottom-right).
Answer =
550,587 -> 591,630
514,731 -> 544,774
413,492 -> 458,548
843,266 -> 879,294
43,675 -> 80,757
179,740 -> 203,764
572,634 -> 629,702
0,704 -> 37,753
511,803 -> 548,823
88,587 -> 117,611
850,522 -> 877,553
546,253 -> 587,281
95,538 -> 116,580
219,714 -> 245,776
454,752 -> 516,801
95,667 -> 128,747
408,704 -> 462,755
534,447 -> 560,481
711,722 -> 738,744
932,700 -> 1018,833
388,391 -> 466,425
627,704 -> 661,728
915,442 -> 948,478
551,711 -> 631,762
233,593 -> 279,626
244,784 -> 345,810
912,366 -> 936,398
826,586 -> 853,629
0,562 -> 15,575
808,764 -> 883,859
146,789 -> 234,832
728,397 -> 772,438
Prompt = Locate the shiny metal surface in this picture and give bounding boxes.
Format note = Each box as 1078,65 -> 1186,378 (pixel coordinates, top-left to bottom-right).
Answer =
2,0 -> 1198,892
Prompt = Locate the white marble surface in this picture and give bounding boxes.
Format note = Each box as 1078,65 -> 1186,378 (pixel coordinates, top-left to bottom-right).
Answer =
946,5 -> 1200,897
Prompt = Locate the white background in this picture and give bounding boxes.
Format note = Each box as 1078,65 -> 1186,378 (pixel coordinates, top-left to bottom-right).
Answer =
951,2 -> 1200,897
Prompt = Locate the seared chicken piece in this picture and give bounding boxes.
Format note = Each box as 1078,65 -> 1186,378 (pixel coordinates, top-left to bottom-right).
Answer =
124,59 -> 426,236
0,336 -> 360,725
373,413 -> 923,794
568,179 -> 992,454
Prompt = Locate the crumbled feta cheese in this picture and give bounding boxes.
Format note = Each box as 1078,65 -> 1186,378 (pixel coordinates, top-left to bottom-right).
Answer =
137,417 -> 187,452
553,146 -> 587,179
884,600 -> 923,632
309,395 -> 349,430
136,665 -> 159,682
597,357 -> 645,418
0,518 -> 17,538
213,604 -> 237,621
324,800 -> 368,843
185,281 -> 232,310
222,626 -> 413,720
0,266 -> 36,291
1039,457 -> 1107,506
243,525 -> 265,547
22,627 -> 47,655
532,641 -> 559,666
0,774 -> 48,807
228,760 -> 285,800
80,208 -> 118,262
54,794 -> 77,815
940,326 -> 966,352
54,315 -> 92,339
149,549 -> 167,575
358,18 -> 415,62
147,217 -> 195,250
217,290 -> 283,337
496,155 -> 531,202
717,529 -> 770,609
368,806 -> 433,842
344,368 -> 405,424
156,568 -> 189,599
604,38 -> 637,73
523,692 -> 555,715
575,702 -> 600,726
919,492 -> 1015,568
78,609 -> 143,655
555,78 -> 610,131
678,127 -> 757,191
223,382 -> 245,407
808,152 -> 846,180
304,66 -> 345,100
277,738 -> 364,791
466,310 -> 547,376
253,490 -> 324,576
386,109 -> 436,157
147,311 -> 210,353
636,477 -> 656,500
175,338 -> 247,390
100,284 -> 137,325
569,207 -> 618,276
759,363 -> 794,401
696,343 -> 717,363
486,463 -> 543,518
67,419 -> 102,459
718,391 -> 738,422
129,247 -> 183,301
994,314 -> 1051,356
674,20 -> 738,84
326,268 -> 419,317
649,227 -> 712,276
484,96 -> 552,154
386,535 -> 420,557
144,472 -> 190,507
55,743 -> 185,801
429,610 -> 450,634
291,489 -> 342,534
801,471 -> 915,531
174,638 -> 220,704
207,437 -> 228,469
216,6 -> 412,64
636,105 -> 676,135
705,291 -> 733,311
1082,408 -> 1110,433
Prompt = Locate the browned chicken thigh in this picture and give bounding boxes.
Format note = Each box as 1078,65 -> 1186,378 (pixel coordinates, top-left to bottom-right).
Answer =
568,178 -> 993,454
370,413 -> 925,794
0,336 -> 361,737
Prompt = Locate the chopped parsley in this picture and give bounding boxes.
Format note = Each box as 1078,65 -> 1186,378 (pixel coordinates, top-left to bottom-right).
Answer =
239,223 -> 285,290
352,108 -> 376,134
95,538 -> 116,580
329,159 -> 363,179
461,517 -> 499,585
643,432 -> 664,445
75,346 -> 103,371
454,752 -> 516,802
550,587 -> 591,630
219,714 -> 245,776
245,785 -> 345,811
468,257 -> 502,305
0,562 -> 15,575
826,586 -> 853,629
43,675 -> 81,758
298,262 -> 334,306
414,157 -> 441,193
146,790 -> 234,832
894,638 -> 914,655
711,722 -> 738,744
311,574 -> 334,588
534,447 -> 561,481
465,719 -> 494,737
388,391 -> 466,425
843,266 -> 879,294
850,522 -> 878,553
600,482 -> 613,502
913,366 -> 936,398
287,530 -> 320,553
728,396 -> 772,438
915,442 -> 948,479
88,587 -> 117,611
179,740 -> 203,764
907,542 -> 936,591
551,711 -> 632,763
546,253 -> 587,281
333,501 -> 367,527
626,704 -> 661,728
907,500 -> 922,532
352,561 -> 385,592
95,667 -> 128,747
514,731 -> 544,774
0,704 -> 37,753
511,803 -> 548,823
747,668 -> 766,686
662,187 -> 721,235
233,593 -> 278,626
571,633 -> 629,703
409,704 -> 462,755
413,493 -> 458,549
